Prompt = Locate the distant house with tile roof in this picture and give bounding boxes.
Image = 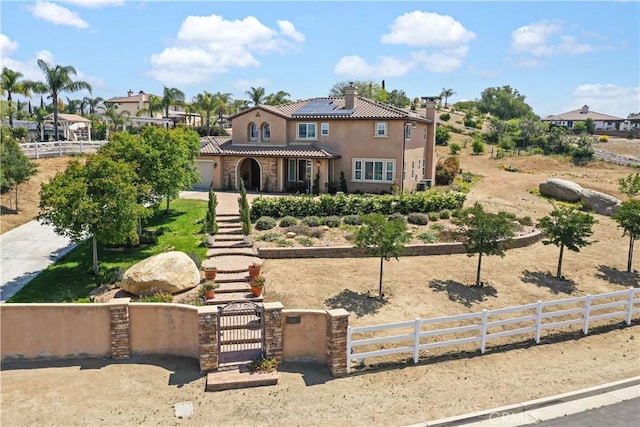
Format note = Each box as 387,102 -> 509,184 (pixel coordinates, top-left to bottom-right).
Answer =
196,86 -> 438,194
106,90 -> 199,128
542,105 -> 626,131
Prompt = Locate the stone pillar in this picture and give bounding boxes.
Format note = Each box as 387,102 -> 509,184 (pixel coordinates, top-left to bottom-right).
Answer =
109,298 -> 131,360
326,308 -> 350,377
263,302 -> 284,360
197,306 -> 219,372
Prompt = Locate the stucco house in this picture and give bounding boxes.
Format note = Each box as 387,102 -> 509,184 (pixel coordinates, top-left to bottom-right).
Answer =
196,87 -> 438,194
106,90 -> 199,128
542,105 -> 626,131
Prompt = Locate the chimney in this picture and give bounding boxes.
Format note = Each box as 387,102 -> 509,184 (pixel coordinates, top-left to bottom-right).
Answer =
581,105 -> 589,114
127,89 -> 133,97
344,83 -> 357,110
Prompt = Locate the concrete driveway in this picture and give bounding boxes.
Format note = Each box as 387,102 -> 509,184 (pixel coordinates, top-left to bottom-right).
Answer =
0,221 -> 74,303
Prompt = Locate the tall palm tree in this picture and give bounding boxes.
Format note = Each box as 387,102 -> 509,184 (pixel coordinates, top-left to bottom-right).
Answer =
135,94 -> 163,118
192,91 -> 222,136
265,90 -> 291,106
245,86 -> 266,106
1,67 -> 38,127
34,59 -> 92,141
83,96 -> 104,115
100,101 -> 130,136
65,97 -> 82,115
160,87 -> 185,125
440,88 -> 456,108
232,99 -> 250,114
213,91 -> 233,121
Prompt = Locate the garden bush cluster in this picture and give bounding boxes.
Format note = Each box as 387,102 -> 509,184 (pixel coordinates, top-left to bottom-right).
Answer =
250,191 -> 466,220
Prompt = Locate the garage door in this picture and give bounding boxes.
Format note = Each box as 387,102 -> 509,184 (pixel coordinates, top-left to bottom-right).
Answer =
195,160 -> 214,190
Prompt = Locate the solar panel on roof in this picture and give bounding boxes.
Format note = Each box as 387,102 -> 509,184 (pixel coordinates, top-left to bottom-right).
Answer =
292,99 -> 352,116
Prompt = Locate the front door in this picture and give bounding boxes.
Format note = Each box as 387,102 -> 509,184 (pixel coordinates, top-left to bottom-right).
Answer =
239,158 -> 261,191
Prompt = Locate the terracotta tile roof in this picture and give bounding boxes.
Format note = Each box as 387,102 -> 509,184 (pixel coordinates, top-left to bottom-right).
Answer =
200,136 -> 340,159
231,97 -> 431,122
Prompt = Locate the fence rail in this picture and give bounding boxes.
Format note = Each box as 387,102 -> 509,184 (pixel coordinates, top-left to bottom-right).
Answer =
346,288 -> 640,373
20,141 -> 108,159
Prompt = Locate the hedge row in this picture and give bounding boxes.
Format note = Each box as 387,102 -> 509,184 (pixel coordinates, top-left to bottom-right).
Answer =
250,191 -> 466,220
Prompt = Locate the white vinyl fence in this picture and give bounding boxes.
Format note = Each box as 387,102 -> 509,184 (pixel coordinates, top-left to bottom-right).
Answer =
20,141 -> 108,159
346,288 -> 640,373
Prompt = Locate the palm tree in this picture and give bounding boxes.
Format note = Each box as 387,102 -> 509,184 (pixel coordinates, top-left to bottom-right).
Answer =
245,86 -> 266,106
440,88 -> 455,108
135,94 -> 163,118
83,96 -> 104,115
100,101 -> 130,136
65,97 -> 82,115
34,59 -> 92,141
213,91 -> 233,121
1,67 -> 38,127
232,99 -> 250,114
192,91 -> 222,136
160,86 -> 185,125
265,90 -> 291,106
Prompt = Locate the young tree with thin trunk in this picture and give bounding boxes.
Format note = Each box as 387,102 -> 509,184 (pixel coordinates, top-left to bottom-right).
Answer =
613,199 -> 640,272
0,128 -> 38,210
538,206 -> 597,279
353,213 -> 411,299
452,203 -> 516,287
618,173 -> 640,198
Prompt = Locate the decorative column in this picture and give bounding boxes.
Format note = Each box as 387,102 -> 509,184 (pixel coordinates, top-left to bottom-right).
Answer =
263,302 -> 284,360
109,298 -> 131,359
326,308 -> 350,377
197,306 -> 219,372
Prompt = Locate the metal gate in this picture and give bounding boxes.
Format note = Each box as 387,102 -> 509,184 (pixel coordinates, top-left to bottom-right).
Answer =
217,302 -> 264,364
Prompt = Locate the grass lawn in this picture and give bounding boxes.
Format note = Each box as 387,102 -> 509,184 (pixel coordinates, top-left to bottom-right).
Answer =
8,199 -> 208,303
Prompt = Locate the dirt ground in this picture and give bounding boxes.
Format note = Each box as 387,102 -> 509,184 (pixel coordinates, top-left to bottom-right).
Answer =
1,140 -> 640,426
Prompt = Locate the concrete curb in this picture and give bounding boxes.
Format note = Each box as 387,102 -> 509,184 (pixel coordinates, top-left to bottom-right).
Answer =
410,376 -> 640,427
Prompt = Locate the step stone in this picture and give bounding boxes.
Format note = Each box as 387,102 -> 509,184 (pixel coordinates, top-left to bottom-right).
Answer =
204,292 -> 263,305
205,365 -> 278,392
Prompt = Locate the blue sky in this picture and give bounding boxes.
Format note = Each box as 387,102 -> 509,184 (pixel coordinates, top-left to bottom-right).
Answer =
1,0 -> 639,118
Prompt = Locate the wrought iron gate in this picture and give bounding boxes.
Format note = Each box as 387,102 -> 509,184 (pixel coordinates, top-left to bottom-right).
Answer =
217,302 -> 264,364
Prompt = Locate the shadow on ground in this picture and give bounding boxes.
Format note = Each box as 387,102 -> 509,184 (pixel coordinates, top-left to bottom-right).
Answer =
0,355 -> 203,387
595,265 -> 640,288
428,279 -> 497,308
521,270 -> 576,294
278,361 -> 333,386
324,288 -> 388,317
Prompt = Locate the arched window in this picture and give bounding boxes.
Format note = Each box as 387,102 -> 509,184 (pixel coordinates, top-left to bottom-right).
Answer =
249,123 -> 259,141
262,123 -> 271,141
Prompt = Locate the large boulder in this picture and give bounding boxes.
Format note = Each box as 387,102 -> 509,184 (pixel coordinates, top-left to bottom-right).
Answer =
539,179 -> 584,202
120,251 -> 200,296
581,189 -> 621,216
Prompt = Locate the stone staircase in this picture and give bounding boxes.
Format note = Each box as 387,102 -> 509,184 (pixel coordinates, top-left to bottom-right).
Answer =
202,213 -> 264,305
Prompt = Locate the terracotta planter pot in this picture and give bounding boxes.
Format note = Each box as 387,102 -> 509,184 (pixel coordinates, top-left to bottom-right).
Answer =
204,269 -> 217,280
251,286 -> 263,297
204,289 -> 215,299
248,266 -> 261,279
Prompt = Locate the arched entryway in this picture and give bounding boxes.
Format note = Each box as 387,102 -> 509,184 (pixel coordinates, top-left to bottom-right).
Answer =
238,158 -> 261,191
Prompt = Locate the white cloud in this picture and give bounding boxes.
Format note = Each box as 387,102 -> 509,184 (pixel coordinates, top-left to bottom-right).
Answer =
411,46 -> 469,73
277,20 -> 305,43
381,11 -> 476,48
0,34 -> 18,57
334,55 -> 415,79
147,14 -> 305,87
511,21 -> 561,53
29,2 -> 89,29
59,0 -> 125,7
570,83 -> 640,118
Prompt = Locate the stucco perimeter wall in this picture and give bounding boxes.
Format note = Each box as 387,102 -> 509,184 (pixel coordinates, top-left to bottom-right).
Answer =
259,230 -> 544,259
282,310 -> 328,362
129,303 -> 199,359
0,304 -> 111,360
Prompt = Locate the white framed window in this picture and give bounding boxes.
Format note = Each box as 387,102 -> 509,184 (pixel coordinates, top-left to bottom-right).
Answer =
262,123 -> 270,141
375,122 -> 388,137
405,124 -> 412,140
352,159 -> 395,183
288,159 -> 312,182
297,123 -> 317,140
249,123 -> 259,141
288,159 -> 296,181
321,123 -> 329,136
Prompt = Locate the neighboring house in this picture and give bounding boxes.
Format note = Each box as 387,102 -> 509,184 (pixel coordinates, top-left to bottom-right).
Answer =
626,113 -> 640,131
197,86 -> 438,194
542,105 -> 626,131
106,90 -> 200,128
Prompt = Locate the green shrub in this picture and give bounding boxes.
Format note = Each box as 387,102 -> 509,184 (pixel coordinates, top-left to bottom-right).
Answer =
436,126 -> 451,146
296,237 -> 314,247
407,212 -> 429,225
302,215 -> 323,227
276,239 -> 293,247
464,117 -> 477,128
417,232 -> 438,243
439,209 -> 451,219
517,216 -> 533,226
343,215 -> 362,225
255,216 -> 277,230
531,147 -> 544,155
287,223 -> 325,239
428,212 -> 439,221
430,223 -> 446,232
387,212 -> 406,223
449,142 -> 461,154
504,164 -> 519,172
472,138 -> 485,154
257,231 -> 282,242
324,216 -> 342,228
138,287 -> 173,303
439,113 -> 451,122
279,216 -> 298,227
435,156 -> 460,185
